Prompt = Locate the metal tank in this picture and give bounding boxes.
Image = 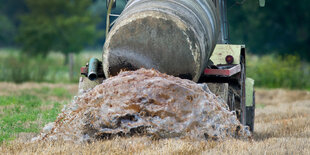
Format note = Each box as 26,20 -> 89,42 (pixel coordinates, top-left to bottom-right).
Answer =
103,0 -> 220,82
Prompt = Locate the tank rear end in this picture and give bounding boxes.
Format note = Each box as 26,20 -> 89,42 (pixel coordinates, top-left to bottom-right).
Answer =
103,0 -> 220,82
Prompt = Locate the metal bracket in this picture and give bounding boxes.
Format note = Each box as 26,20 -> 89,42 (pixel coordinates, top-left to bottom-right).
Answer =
204,64 -> 241,77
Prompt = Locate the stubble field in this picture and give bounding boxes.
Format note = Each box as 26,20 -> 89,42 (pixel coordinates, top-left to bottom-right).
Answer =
0,82 -> 309,154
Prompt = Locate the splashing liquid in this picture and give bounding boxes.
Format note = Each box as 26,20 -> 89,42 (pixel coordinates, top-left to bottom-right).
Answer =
33,69 -> 251,142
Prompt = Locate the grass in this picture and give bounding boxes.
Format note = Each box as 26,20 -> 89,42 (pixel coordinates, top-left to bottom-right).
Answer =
255,103 -> 265,109
0,48 -> 101,83
0,48 -> 309,153
1,48 -> 310,89
0,85 -> 309,154
0,84 -> 77,143
247,54 -> 310,89
1,137 -> 309,154
32,87 -> 72,99
0,94 -> 51,142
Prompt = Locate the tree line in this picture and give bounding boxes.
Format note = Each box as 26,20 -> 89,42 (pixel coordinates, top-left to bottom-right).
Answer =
0,0 -> 309,61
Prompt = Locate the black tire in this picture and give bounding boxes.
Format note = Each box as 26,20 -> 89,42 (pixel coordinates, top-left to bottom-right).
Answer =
246,91 -> 255,132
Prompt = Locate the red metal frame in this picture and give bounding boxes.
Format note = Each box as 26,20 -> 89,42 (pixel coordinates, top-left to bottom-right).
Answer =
204,64 -> 241,77
80,67 -> 88,75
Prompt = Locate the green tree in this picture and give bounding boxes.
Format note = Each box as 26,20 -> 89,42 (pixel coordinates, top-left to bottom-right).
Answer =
227,0 -> 310,61
17,0 -> 100,62
0,15 -> 16,46
0,0 -> 27,47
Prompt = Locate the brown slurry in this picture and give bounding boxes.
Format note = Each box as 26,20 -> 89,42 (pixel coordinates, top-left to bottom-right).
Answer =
33,69 -> 250,142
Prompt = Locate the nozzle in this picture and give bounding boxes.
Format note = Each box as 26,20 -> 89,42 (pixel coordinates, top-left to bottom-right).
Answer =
88,58 -> 100,81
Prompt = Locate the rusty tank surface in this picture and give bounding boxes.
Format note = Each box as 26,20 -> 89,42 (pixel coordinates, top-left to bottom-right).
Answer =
103,0 -> 220,82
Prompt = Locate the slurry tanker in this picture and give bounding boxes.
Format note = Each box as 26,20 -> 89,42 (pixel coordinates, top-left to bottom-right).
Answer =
79,0 -> 265,132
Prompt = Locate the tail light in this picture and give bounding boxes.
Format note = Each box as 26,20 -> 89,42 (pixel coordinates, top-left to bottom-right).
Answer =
225,55 -> 234,64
